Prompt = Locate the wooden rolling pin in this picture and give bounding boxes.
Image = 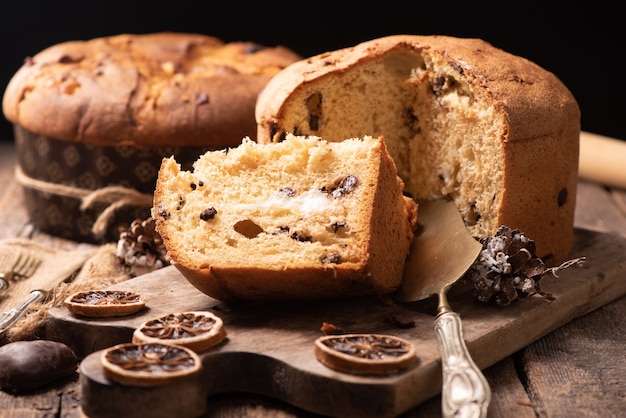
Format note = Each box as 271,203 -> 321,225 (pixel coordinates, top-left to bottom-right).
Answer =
579,131 -> 626,190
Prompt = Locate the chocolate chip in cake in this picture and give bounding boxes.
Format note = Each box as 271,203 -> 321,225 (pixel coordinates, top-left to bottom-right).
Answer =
274,226 -> 290,234
331,175 -> 358,198
58,54 -> 83,64
320,251 -> 342,264
431,76 -> 446,94
465,202 -> 481,226
233,219 -> 264,238
557,187 -> 568,207
290,231 -> 312,242
430,74 -> 457,96
176,196 -> 186,210
328,221 -> 347,233
449,61 -> 465,75
156,203 -> 170,220
280,187 -> 296,197
200,207 -> 218,221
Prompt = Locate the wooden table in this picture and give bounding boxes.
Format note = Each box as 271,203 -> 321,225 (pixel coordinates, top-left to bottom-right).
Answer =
1,138 -> 626,418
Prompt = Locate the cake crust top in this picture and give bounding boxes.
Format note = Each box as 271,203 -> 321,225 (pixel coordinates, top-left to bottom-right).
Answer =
256,34 -> 580,144
3,32 -> 302,147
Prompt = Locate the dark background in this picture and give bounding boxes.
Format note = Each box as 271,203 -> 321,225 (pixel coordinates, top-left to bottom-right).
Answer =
1,2 -> 624,142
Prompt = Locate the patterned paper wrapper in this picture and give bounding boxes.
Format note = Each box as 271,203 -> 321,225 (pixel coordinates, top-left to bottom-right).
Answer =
14,125 -> 214,243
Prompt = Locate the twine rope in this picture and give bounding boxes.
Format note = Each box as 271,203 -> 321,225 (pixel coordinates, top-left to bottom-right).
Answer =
14,165 -> 154,238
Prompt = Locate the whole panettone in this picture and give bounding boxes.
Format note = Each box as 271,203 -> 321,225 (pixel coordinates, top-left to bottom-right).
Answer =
256,35 -> 580,264
3,32 -> 302,242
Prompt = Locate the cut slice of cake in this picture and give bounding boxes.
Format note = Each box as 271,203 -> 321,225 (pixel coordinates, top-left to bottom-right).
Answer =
152,135 -> 417,301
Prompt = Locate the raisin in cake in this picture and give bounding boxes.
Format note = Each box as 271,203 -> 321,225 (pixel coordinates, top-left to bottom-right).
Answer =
256,35 -> 580,264
152,135 -> 417,301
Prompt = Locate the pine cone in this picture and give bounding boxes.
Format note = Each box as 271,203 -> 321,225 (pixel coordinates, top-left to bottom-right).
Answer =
116,217 -> 170,277
464,225 -> 586,306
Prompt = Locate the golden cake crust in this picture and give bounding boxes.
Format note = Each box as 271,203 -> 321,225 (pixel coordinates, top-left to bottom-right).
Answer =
255,35 -> 580,263
256,35 -> 578,143
3,32 -> 302,148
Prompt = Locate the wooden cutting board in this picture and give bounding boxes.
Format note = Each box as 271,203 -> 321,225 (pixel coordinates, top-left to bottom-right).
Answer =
46,227 -> 626,418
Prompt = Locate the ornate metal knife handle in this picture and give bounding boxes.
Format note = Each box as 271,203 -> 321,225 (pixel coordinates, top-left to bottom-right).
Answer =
434,311 -> 491,418
0,290 -> 46,337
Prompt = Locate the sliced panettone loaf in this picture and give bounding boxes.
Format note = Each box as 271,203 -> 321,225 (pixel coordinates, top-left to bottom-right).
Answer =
256,35 -> 580,264
152,135 -> 418,301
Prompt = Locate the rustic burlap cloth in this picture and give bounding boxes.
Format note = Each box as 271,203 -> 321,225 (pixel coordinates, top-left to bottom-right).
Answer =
0,238 -> 132,342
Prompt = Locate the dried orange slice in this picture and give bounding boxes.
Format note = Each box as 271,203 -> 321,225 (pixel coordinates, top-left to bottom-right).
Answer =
132,311 -> 226,353
101,342 -> 201,387
64,290 -> 147,317
314,333 -> 417,376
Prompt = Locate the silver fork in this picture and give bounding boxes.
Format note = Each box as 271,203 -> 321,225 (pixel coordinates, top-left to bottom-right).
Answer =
0,250 -> 42,293
0,289 -> 47,337
0,248 -> 91,338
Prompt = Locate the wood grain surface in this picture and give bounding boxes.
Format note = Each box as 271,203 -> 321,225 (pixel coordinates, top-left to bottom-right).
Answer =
43,226 -> 624,418
1,140 -> 626,417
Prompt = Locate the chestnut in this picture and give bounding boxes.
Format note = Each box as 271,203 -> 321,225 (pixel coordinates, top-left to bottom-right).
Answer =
0,340 -> 78,391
